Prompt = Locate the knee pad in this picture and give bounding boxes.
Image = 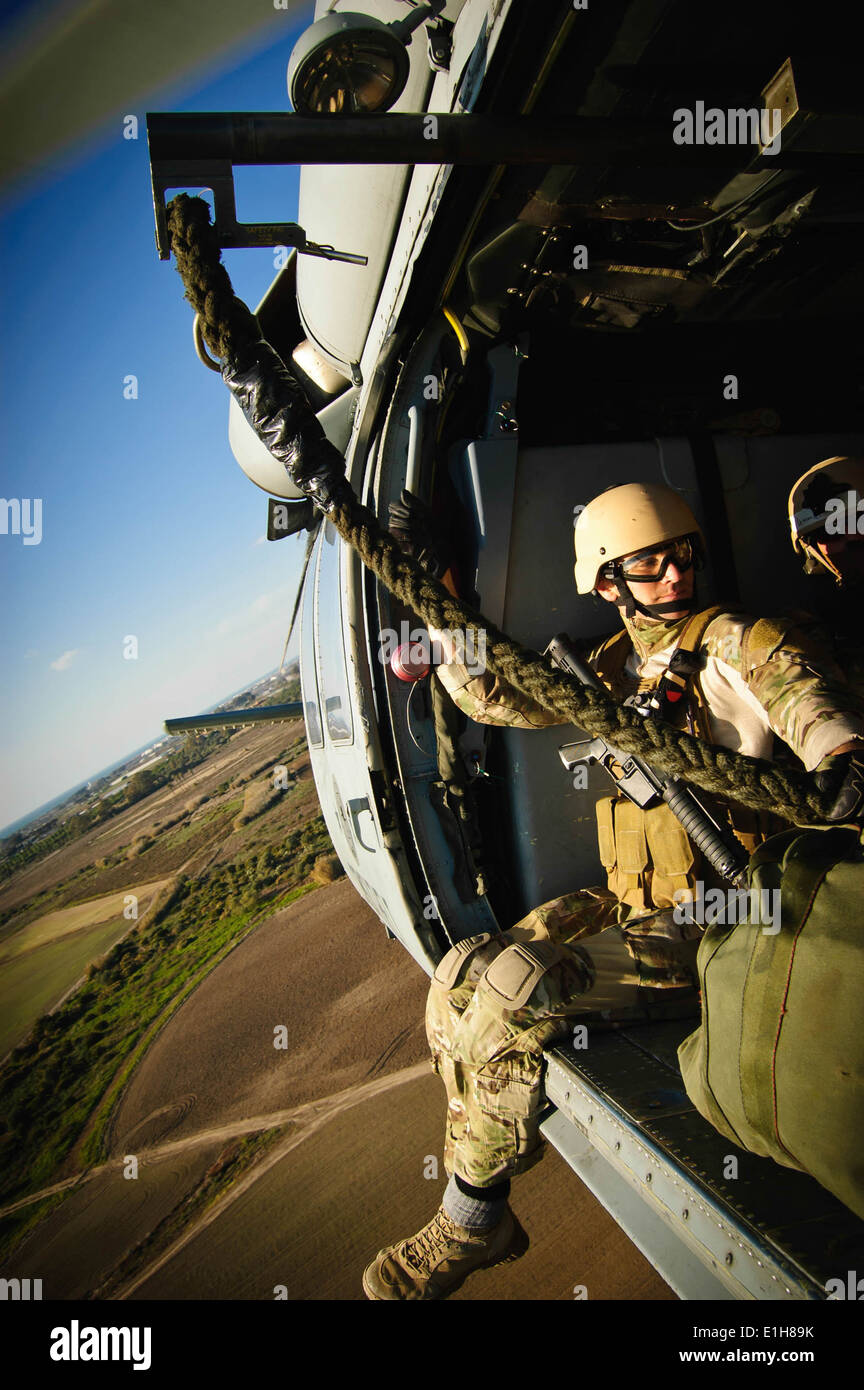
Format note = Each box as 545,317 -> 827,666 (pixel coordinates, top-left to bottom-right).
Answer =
479,939 -> 562,1011
432,932 -> 502,990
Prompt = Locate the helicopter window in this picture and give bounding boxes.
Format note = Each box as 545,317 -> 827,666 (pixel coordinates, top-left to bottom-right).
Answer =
315,522 -> 354,745
300,532 -> 324,749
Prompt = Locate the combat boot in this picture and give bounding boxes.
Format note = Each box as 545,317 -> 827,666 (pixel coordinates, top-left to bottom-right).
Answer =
362,1203 -> 529,1300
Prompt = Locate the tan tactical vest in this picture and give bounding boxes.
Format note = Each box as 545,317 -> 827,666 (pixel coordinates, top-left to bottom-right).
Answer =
589,607 -> 782,916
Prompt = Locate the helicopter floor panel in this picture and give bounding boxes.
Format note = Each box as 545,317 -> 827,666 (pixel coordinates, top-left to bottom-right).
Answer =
542,1021 -> 864,1300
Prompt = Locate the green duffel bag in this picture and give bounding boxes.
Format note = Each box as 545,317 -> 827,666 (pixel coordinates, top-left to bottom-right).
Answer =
678,824 -> 864,1218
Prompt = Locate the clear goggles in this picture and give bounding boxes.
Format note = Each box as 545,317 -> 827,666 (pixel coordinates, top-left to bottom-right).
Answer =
603,535 -> 697,583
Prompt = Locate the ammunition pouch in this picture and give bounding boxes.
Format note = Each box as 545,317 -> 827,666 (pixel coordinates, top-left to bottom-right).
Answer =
596,793 -> 779,913
596,796 -> 696,914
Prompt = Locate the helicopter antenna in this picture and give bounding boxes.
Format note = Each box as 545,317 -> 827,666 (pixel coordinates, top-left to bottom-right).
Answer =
280,519 -> 321,669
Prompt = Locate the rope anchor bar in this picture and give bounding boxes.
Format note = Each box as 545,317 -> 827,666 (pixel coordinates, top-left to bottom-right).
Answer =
147,138 -> 368,263
146,107 -> 840,260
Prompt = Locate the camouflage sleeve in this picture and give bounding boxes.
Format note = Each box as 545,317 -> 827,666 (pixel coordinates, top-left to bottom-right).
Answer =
429,624 -> 569,728
705,614 -> 864,770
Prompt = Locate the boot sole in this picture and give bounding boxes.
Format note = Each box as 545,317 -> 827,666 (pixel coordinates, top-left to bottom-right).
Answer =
362,1214 -> 530,1301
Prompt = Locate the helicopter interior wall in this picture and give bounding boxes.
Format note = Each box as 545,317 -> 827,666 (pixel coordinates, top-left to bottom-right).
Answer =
480,432 -> 864,926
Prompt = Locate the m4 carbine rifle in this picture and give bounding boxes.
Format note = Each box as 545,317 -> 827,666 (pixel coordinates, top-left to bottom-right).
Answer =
546,633 -> 750,889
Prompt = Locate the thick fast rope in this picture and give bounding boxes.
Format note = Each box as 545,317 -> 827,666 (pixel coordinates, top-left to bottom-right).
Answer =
165,193 -> 843,825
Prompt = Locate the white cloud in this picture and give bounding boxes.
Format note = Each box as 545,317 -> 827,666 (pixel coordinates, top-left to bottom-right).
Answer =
50,649 -> 80,672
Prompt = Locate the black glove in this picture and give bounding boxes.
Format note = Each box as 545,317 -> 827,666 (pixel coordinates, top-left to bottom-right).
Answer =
388,489 -> 449,578
222,338 -> 353,515
813,752 -> 864,823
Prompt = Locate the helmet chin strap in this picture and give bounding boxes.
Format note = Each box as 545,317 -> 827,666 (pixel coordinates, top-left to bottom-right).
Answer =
612,580 -> 696,620
803,541 -> 844,585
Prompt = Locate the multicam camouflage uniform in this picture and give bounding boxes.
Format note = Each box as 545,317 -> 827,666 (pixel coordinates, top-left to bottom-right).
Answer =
425,605 -> 864,1188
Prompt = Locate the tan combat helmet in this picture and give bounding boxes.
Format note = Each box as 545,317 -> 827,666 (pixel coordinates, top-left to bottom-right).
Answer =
788,456 -> 864,583
573,482 -> 703,593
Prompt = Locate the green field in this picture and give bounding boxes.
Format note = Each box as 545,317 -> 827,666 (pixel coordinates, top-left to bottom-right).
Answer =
0,916 -> 136,1060
0,882 -> 169,1059
0,882 -> 167,962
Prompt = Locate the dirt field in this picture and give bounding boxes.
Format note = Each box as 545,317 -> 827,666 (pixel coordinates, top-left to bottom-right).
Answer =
123,1068 -> 673,1302
12,876 -> 674,1301
111,877 -> 431,1153
11,1141 -> 228,1300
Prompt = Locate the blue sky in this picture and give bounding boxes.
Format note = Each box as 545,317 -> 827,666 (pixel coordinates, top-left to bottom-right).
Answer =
0,4 -> 319,831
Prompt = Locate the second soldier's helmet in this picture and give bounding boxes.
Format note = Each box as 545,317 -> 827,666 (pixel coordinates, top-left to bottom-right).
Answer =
788,456 -> 864,583
573,482 -> 704,594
